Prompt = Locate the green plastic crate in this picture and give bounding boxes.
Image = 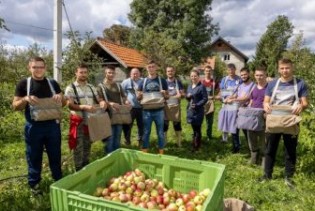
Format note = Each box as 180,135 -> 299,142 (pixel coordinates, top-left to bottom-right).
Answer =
50,149 -> 225,211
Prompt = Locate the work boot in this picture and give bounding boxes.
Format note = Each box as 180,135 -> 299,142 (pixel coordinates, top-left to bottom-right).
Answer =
141,149 -> 148,153
175,131 -> 182,147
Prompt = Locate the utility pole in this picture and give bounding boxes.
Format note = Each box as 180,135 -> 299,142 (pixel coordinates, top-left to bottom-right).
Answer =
53,0 -> 62,82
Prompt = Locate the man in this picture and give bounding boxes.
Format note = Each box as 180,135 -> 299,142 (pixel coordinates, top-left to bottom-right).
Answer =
227,67 -> 255,144
164,66 -> 185,147
97,65 -> 130,154
260,58 -> 308,187
247,67 -> 268,165
12,56 -> 65,195
217,63 -> 241,153
201,65 -> 217,141
65,63 -> 107,171
121,68 -> 144,147
137,61 -> 168,154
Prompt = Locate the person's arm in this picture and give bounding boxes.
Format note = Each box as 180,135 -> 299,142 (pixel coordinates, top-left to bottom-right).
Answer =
12,96 -> 28,111
195,85 -> 208,107
292,96 -> 308,115
263,96 -> 272,114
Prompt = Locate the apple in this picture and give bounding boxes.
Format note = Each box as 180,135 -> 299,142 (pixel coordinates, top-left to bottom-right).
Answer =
176,198 -> 184,207
147,201 -> 157,210
118,183 -> 127,191
132,196 -> 141,205
195,204 -> 203,211
158,203 -> 166,210
137,181 -> 145,190
189,190 -> 198,198
186,201 -> 196,211
140,193 -> 150,202
134,176 -> 142,184
156,195 -> 164,204
167,203 -> 178,211
109,183 -> 118,192
138,202 -> 148,208
193,195 -> 204,205
163,195 -> 170,206
94,187 -> 103,197
134,168 -> 142,176
157,187 -> 165,195
134,189 -> 143,197
119,193 -> 128,203
150,189 -> 159,197
200,188 -> 211,197
182,194 -> 191,204
178,205 -> 187,211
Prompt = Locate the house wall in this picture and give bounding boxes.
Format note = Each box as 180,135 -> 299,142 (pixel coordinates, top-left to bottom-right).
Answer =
211,41 -> 246,75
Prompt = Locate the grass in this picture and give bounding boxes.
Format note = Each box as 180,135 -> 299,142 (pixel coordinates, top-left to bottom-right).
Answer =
0,100 -> 314,210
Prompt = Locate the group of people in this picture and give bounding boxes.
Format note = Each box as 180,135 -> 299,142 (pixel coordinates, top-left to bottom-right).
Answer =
12,56 -> 307,194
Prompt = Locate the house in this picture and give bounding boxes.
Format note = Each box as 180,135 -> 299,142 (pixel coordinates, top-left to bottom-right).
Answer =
89,37 -> 147,82
209,37 -> 248,75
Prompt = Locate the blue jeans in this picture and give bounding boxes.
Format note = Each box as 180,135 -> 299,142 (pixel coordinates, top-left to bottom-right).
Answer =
143,109 -> 164,149
105,124 -> 122,154
25,121 -> 62,188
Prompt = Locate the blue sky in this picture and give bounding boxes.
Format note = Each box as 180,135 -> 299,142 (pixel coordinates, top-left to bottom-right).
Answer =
1,0 -> 315,58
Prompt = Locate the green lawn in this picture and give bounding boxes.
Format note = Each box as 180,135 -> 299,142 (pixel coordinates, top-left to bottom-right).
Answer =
0,101 -> 314,210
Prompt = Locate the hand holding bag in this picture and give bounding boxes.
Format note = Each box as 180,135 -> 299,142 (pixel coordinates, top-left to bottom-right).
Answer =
265,78 -> 302,135
99,83 -> 132,125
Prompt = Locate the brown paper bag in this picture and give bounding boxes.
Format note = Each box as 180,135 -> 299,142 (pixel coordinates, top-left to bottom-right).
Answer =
30,98 -> 62,121
88,112 -> 112,142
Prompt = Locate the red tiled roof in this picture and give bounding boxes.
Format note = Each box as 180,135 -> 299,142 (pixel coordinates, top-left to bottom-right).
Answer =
96,38 -> 147,68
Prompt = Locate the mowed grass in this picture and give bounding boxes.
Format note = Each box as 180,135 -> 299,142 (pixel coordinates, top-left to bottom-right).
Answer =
0,100 -> 314,210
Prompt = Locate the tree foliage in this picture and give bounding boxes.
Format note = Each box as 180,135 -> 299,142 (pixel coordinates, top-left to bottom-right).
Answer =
128,0 -> 219,74
61,31 -> 103,84
103,24 -> 132,47
282,32 -> 315,108
252,15 -> 294,76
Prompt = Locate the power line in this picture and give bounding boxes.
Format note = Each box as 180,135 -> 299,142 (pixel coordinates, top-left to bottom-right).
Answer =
5,20 -> 56,32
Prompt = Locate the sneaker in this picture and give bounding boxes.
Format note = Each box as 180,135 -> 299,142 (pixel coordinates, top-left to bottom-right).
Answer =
284,177 -> 295,189
257,175 -> 271,183
30,184 -> 43,196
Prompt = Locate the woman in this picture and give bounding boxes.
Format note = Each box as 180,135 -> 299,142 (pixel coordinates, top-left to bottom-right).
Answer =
186,69 -> 208,152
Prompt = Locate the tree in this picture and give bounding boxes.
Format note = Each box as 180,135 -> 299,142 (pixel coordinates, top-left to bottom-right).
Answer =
252,15 -> 294,76
103,24 -> 132,47
282,32 -> 315,107
61,31 -> 103,83
128,0 -> 219,74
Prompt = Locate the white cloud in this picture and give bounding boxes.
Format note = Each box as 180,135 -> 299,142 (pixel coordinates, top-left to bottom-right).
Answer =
0,0 -> 314,58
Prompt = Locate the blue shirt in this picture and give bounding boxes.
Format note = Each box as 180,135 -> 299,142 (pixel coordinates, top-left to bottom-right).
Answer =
138,76 -> 168,92
121,78 -> 143,108
265,78 -> 308,105
219,75 -> 241,99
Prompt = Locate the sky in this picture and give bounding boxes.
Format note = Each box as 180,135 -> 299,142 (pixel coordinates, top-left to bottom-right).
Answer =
1,0 -> 315,59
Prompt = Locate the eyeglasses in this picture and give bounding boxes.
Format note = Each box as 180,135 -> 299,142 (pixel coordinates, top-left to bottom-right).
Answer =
31,66 -> 45,69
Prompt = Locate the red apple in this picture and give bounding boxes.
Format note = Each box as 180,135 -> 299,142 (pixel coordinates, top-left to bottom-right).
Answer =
182,193 -> 191,204
132,196 -> 141,205
189,190 -> 198,198
186,201 -> 196,211
147,201 -> 157,210
156,195 -> 164,204
137,181 -> 145,190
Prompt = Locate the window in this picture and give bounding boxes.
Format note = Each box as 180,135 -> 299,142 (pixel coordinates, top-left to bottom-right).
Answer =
223,54 -> 230,61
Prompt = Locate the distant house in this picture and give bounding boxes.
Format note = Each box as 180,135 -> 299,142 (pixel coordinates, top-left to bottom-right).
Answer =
209,37 -> 248,75
89,37 -> 147,82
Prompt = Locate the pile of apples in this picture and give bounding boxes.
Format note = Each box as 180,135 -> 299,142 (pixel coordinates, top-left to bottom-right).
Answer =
94,168 -> 211,210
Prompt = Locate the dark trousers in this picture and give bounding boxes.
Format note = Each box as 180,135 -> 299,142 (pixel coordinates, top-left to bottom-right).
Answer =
191,124 -> 202,149
264,133 -> 298,178
122,107 -> 143,143
164,120 -> 182,132
231,129 -> 240,151
24,121 -> 62,187
205,112 -> 214,139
